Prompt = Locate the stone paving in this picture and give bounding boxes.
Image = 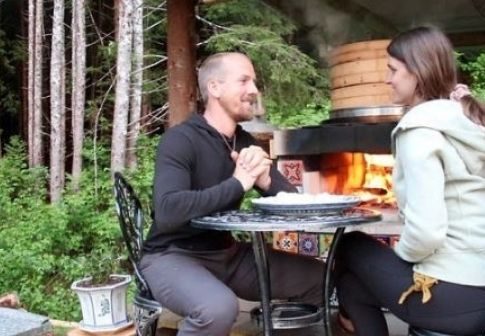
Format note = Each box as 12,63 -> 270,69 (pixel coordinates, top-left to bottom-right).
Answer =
246,312 -> 409,336
156,299 -> 409,336
0,308 -> 52,336
262,312 -> 409,335
0,301 -> 409,336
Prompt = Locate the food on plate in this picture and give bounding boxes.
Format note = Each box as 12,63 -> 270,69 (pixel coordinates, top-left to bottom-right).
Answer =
252,192 -> 361,205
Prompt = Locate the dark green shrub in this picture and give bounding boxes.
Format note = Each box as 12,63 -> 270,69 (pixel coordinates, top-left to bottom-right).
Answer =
0,136 -> 157,321
459,51 -> 485,99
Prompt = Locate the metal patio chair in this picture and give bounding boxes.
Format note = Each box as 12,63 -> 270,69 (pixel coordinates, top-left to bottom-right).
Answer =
114,172 -> 162,336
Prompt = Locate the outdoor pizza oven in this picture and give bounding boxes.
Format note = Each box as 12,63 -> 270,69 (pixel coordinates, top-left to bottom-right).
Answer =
272,119 -> 397,203
272,39 -> 405,232
270,116 -> 403,257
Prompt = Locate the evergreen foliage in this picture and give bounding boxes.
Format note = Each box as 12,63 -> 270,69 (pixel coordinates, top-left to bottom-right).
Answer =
0,29 -> 21,117
459,52 -> 485,99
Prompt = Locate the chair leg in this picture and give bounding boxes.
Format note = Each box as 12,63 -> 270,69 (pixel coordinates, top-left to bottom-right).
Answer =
149,318 -> 159,336
135,305 -> 162,336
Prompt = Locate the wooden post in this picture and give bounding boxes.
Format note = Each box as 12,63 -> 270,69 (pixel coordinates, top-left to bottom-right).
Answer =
167,0 -> 198,127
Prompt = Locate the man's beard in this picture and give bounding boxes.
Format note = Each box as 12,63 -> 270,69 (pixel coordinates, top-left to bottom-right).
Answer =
238,100 -> 257,122
226,98 -> 256,122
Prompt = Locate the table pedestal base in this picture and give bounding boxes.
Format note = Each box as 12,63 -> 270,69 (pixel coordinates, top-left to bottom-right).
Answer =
250,302 -> 323,329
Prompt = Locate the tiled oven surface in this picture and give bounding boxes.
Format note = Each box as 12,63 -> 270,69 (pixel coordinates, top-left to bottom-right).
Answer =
272,207 -> 402,259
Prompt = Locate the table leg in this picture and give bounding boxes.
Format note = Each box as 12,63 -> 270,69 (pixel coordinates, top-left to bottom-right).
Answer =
323,227 -> 346,336
251,231 -> 273,336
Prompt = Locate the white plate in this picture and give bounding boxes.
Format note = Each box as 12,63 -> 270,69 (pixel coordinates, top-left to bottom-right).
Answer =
252,193 -> 361,215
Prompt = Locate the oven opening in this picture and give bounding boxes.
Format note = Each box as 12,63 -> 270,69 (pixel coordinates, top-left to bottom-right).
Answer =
315,152 -> 396,209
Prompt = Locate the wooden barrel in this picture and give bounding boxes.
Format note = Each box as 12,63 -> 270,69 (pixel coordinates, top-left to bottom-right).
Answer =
329,40 -> 393,111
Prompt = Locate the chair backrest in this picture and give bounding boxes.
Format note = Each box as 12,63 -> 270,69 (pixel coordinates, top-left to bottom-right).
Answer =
113,172 -> 151,296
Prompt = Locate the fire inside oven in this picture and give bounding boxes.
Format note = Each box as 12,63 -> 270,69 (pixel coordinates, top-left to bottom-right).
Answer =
273,118 -> 399,210
317,152 -> 395,208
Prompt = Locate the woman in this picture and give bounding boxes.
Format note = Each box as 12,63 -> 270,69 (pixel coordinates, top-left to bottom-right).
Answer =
335,26 -> 485,336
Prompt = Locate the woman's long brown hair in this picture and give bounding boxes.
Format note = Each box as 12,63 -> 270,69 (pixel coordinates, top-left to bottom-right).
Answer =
387,26 -> 485,126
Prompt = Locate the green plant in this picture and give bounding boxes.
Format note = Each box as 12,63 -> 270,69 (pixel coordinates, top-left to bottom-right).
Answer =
458,51 -> 485,99
0,28 -> 22,118
0,136 -> 156,321
73,250 -> 126,286
269,102 -> 331,128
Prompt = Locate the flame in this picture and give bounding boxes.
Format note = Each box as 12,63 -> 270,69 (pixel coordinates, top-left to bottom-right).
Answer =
318,152 -> 396,208
319,153 -> 366,194
357,154 -> 396,207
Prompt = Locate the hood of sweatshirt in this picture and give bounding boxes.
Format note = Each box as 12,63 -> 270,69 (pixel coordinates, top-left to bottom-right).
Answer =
392,99 -> 485,178
185,113 -> 244,144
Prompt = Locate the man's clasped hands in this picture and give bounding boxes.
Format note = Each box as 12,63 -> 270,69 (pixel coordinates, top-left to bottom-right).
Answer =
231,145 -> 272,192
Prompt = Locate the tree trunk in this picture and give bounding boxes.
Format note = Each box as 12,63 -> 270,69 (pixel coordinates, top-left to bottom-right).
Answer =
113,0 -> 121,41
71,0 -> 87,190
27,0 -> 35,165
111,0 -> 134,173
20,0 -> 29,143
50,0 -> 66,202
127,0 -> 143,169
31,0 -> 44,166
167,0 -> 197,127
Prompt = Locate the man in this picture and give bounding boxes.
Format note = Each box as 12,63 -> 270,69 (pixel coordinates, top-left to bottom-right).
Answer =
140,52 -> 323,336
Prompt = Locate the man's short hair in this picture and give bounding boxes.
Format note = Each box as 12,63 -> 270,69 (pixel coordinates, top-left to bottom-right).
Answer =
198,52 -> 249,104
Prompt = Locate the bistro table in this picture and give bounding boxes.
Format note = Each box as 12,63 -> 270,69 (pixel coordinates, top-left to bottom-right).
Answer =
191,207 -> 382,336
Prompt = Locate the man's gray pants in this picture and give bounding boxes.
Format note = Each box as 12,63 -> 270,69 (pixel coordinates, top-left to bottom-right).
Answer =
140,242 -> 323,336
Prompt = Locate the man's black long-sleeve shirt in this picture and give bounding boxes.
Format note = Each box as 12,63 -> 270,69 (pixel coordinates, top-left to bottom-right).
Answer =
143,113 -> 296,253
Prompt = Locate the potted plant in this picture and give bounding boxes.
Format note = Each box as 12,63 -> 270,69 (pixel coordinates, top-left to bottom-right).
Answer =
71,253 -> 133,332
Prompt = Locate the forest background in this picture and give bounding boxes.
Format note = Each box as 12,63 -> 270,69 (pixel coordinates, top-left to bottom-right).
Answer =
0,0 -> 484,322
